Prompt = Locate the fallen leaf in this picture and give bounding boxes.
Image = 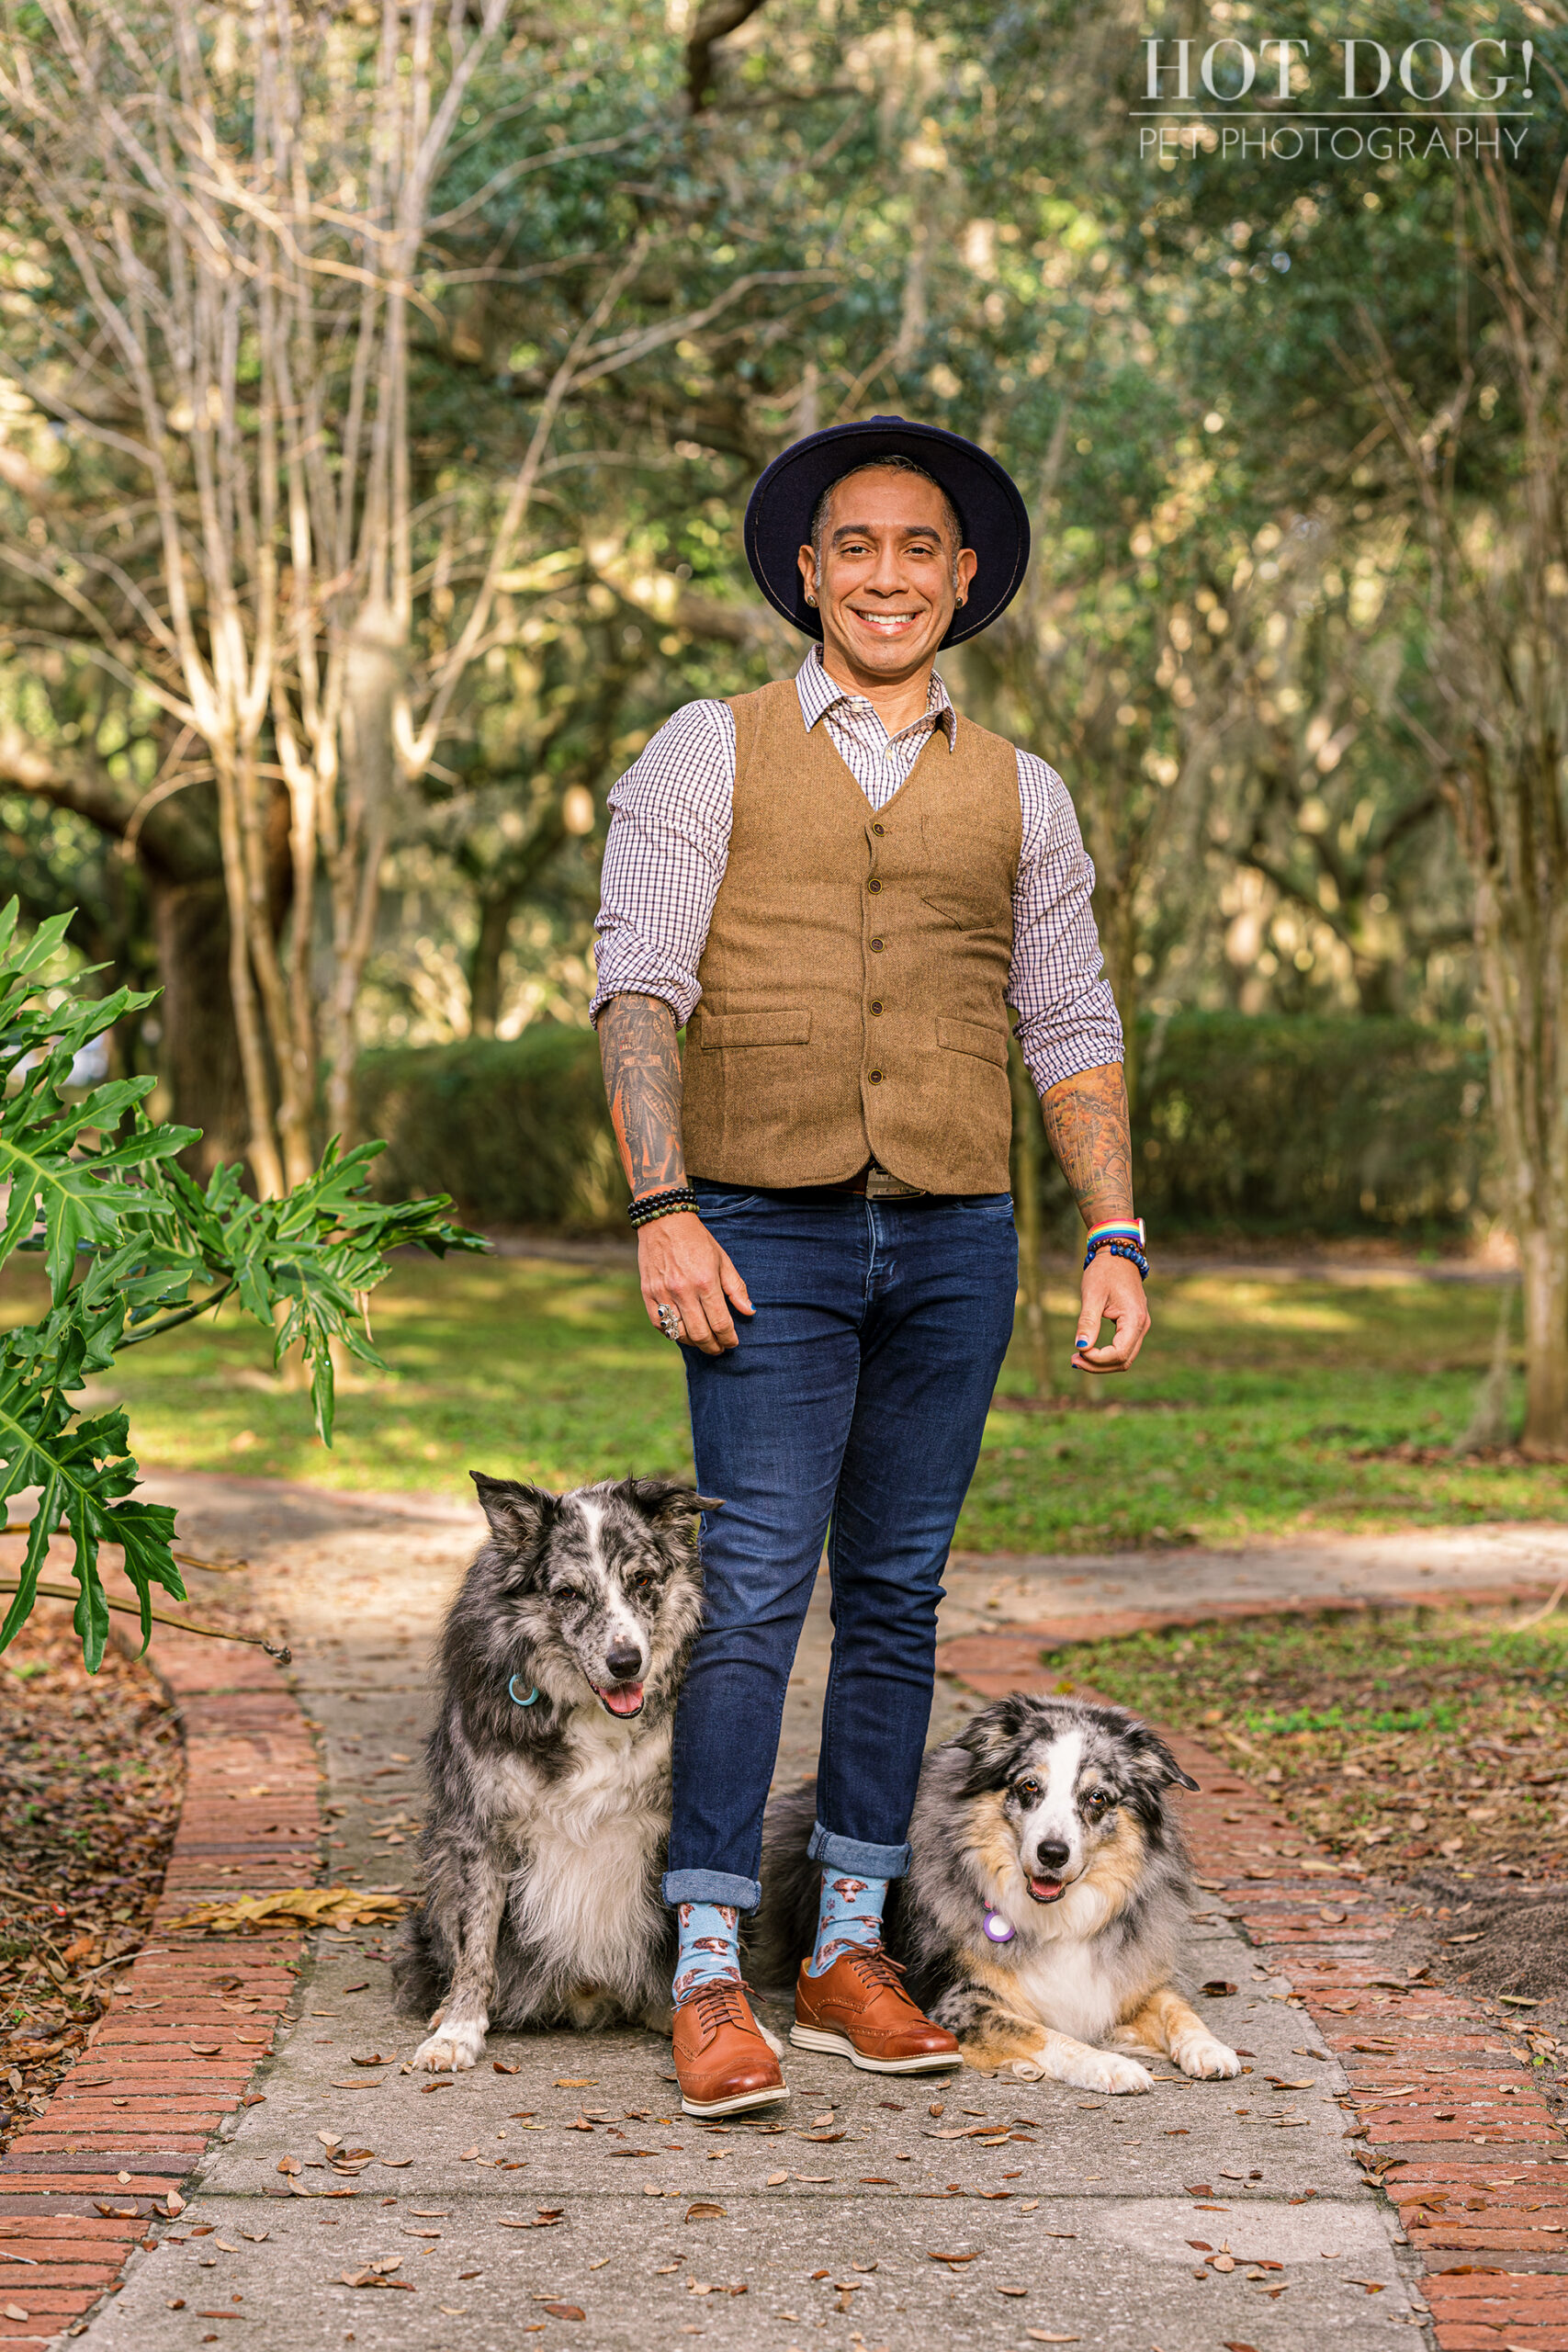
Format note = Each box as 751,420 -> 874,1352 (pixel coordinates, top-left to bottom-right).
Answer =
378,2158 -> 412,2168
685,2203 -> 727,2222
350,2054 -> 393,2068
493,2061 -> 520,2074
998,2285 -> 1028,2297
189,2043 -> 223,2056
165,1889 -> 407,1935
459,2145 -> 480,2161
540,2304 -> 584,2322
1201,1981 -> 1236,1997
928,2251 -> 978,2266
4,2308 -> 29,2324
555,2077 -> 596,2087
1024,2335 -> 1079,2345
928,2103 -> 944,2117
419,2081 -> 451,2095
765,2172 -> 789,2187
810,2111 -> 835,2128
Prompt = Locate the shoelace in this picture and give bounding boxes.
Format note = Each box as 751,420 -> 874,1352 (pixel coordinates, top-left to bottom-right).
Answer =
845,1944 -> 918,2002
688,1976 -> 760,2037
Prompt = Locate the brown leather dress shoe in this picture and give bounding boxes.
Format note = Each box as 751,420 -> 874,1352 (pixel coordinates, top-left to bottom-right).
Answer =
672,1978 -> 790,2118
792,1946 -> 962,2074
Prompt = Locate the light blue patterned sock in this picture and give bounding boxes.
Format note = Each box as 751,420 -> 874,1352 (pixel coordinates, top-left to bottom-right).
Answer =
671,1902 -> 741,2007
805,1869 -> 889,1977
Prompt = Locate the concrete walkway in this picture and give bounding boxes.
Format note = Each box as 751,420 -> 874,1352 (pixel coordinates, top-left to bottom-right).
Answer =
62,1473 -> 1562,2352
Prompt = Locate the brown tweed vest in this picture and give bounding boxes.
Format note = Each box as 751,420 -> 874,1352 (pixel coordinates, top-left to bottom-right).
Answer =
682,677 -> 1021,1193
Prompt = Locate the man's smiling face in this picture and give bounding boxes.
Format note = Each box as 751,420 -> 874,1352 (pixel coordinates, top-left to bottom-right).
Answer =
798,465 -> 977,689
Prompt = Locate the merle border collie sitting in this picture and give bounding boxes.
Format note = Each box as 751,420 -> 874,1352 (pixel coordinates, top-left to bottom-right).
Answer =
393,1474 -> 711,2069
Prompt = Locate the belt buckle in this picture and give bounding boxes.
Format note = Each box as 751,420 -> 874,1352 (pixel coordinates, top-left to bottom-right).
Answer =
863,1163 -> 925,1199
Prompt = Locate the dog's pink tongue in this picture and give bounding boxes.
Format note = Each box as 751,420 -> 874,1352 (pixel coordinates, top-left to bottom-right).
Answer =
602,1681 -> 644,1716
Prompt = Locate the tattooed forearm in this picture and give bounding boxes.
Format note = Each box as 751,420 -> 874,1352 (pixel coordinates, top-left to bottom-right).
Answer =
599,992 -> 687,1200
1041,1062 -> 1135,1229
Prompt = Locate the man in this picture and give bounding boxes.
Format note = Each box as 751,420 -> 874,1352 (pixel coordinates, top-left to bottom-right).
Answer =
592,415 -> 1149,2117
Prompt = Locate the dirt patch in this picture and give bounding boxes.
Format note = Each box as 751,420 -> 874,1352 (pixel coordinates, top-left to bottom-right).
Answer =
1416,1882 -> 1568,2004
0,1613 -> 185,2156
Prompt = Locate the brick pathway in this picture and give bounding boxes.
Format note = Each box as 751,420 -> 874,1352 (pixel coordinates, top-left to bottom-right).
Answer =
0,1634 -> 319,2349
942,1628 -> 1568,2352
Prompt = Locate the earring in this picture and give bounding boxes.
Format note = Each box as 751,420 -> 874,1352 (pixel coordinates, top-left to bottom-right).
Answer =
806,593 -> 817,605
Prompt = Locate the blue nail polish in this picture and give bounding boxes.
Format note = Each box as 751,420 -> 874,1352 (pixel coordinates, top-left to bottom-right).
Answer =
1075,1338 -> 1090,1351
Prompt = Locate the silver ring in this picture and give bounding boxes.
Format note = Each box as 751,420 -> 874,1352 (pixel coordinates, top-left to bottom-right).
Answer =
656,1303 -> 683,1342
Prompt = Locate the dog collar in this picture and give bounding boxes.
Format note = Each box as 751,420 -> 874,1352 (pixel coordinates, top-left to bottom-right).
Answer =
983,1906 -> 1016,1944
508,1676 -> 540,1707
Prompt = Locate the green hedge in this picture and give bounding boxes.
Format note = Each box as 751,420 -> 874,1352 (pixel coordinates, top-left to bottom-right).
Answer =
355,1027 -> 628,1232
355,1012 -> 1495,1237
1132,1012 -> 1495,1234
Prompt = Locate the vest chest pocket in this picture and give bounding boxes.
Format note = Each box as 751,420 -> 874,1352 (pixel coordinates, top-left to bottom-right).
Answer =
697,1008 -> 812,1049
935,1015 -> 1009,1069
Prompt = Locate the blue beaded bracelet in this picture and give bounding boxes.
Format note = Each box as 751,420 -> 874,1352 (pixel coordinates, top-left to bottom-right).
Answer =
1084,1234 -> 1150,1280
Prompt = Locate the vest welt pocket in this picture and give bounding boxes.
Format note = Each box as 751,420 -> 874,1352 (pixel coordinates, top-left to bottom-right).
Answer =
697,1008 -> 812,1050
934,1015 -> 1009,1069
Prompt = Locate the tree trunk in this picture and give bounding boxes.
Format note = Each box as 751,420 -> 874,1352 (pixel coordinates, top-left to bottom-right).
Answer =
468,889 -> 517,1037
146,870 -> 254,1178
1520,1217 -> 1568,1457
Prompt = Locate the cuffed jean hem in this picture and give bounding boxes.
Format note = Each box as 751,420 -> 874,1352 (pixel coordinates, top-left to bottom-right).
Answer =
662,1870 -> 761,1913
807,1821 -> 912,1879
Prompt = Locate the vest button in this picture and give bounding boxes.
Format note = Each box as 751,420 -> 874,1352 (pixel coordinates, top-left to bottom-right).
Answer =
872,822 -> 886,836
870,1000 -> 884,1016
867,877 -> 882,893
867,1069 -> 884,1083
869,936 -> 885,952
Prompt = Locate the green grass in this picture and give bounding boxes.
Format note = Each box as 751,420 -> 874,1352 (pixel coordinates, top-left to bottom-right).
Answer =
1,1254 -> 1559,1553
1055,1603 -> 1568,1883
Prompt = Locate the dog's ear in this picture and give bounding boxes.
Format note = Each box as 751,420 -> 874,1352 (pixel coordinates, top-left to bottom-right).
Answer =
470,1473 -> 558,1545
1133,1723 -> 1200,1793
624,1478 -> 724,1525
954,1694 -> 1036,1790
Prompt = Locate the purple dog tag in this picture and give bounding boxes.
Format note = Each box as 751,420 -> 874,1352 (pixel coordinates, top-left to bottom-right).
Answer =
983,1907 -> 1016,1944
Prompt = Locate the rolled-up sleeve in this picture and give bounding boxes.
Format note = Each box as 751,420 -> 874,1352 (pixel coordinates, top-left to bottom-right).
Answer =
590,699 -> 736,1027
1009,748 -> 1124,1094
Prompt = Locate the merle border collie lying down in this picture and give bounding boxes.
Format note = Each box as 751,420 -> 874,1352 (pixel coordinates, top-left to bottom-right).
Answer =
750,1693 -> 1240,2094
393,1474 -> 714,2070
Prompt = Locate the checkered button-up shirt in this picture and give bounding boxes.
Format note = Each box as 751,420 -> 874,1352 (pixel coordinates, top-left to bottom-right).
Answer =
590,648 -> 1123,1099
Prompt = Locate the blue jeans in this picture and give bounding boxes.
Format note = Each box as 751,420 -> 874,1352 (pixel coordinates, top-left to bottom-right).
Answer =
663,1180 -> 1018,1913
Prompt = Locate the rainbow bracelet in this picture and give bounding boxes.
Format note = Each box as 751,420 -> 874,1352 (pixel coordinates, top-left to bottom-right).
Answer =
1084,1218 -> 1149,1280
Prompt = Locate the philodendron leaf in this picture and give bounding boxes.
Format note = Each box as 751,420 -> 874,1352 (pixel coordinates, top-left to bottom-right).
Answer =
0,896 -> 485,1668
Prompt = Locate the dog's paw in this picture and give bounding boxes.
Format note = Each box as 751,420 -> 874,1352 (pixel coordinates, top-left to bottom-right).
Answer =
1172,2032 -> 1241,2080
412,2022 -> 485,2073
1069,2049 -> 1154,2097
1010,2058 -> 1044,2082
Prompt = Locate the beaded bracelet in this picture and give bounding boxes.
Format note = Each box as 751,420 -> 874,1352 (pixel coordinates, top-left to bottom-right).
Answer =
1084,1234 -> 1150,1280
628,1185 -> 699,1229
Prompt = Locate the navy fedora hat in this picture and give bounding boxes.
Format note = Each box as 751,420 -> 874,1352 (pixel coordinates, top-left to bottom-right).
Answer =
743,413 -> 1030,650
